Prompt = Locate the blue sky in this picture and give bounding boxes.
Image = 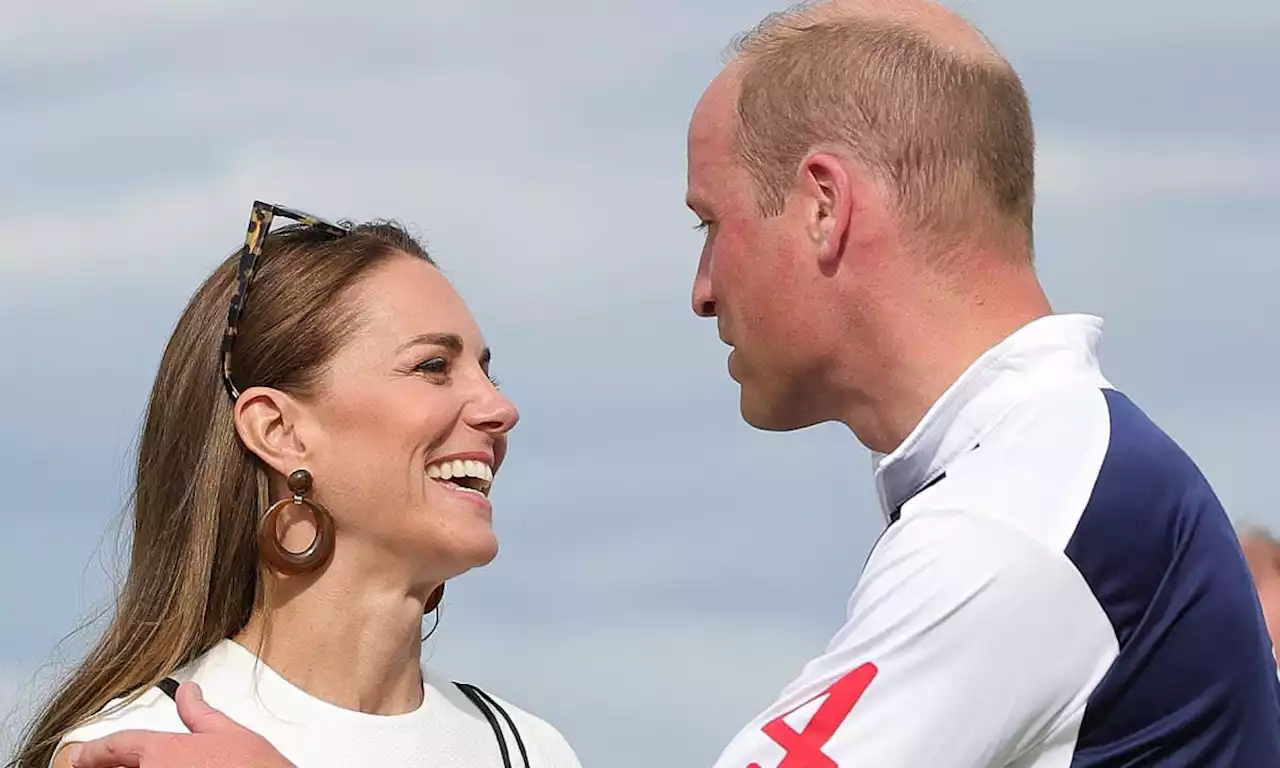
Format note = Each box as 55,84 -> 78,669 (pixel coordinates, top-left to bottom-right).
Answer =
2,1 -> 1278,765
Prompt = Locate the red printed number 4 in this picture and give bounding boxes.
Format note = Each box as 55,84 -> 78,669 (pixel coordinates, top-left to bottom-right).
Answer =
747,663 -> 878,768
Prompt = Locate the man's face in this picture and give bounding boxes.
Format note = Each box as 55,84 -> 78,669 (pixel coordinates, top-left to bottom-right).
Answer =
685,71 -> 831,431
1242,535 -> 1280,655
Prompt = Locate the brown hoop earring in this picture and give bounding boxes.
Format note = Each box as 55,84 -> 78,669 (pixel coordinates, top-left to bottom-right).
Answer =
425,584 -> 445,613
258,469 -> 336,576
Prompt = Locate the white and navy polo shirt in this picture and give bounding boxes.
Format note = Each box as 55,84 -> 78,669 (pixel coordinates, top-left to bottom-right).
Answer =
712,314 -> 1280,767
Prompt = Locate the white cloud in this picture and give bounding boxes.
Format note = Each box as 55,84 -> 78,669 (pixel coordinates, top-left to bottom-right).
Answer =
0,1 -> 483,71
11,0 -> 1279,75
0,660 -> 42,763
1036,134 -> 1280,207
0,177 -> 241,292
0,0 -> 747,89
0,138 -> 682,309
960,0 -> 1280,55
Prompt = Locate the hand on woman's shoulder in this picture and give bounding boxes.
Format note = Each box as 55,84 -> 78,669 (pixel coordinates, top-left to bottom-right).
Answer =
50,686 -> 187,766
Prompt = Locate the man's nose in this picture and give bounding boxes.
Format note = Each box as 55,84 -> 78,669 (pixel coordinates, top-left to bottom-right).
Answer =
692,259 -> 717,318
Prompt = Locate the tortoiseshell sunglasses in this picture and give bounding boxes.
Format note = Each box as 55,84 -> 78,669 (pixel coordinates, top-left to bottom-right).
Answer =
221,200 -> 350,400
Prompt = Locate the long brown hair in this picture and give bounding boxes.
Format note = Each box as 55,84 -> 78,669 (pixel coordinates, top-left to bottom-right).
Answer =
11,219 -> 434,768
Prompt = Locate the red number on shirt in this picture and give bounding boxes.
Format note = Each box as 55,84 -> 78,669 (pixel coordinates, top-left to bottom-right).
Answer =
747,662 -> 878,768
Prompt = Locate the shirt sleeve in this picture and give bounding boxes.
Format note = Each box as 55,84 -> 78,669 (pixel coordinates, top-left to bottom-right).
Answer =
712,508 -> 1119,768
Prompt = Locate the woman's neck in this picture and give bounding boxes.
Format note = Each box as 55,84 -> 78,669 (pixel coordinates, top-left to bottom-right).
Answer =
234,572 -> 432,715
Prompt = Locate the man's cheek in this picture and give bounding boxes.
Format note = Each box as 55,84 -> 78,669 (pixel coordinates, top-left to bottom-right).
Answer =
1257,581 -> 1280,641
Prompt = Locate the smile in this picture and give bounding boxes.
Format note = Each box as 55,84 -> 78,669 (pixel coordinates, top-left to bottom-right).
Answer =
425,457 -> 494,498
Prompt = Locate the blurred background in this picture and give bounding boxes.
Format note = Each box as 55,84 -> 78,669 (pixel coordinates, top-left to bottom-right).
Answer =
2,1 -> 1277,766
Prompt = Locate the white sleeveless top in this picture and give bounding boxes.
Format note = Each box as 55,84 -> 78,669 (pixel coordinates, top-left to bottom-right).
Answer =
59,639 -> 582,768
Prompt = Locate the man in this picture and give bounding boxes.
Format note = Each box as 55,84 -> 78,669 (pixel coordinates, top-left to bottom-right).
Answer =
686,0 -> 1280,766
1241,527 -> 1280,654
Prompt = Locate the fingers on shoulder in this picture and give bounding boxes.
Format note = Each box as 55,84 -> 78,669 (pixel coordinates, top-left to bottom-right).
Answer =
51,742 -> 80,768
57,730 -> 179,768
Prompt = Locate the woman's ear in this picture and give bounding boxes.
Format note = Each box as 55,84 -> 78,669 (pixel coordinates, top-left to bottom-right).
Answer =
233,386 -> 309,476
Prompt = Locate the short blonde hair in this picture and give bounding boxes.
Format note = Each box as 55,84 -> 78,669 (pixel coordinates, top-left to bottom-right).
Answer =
730,9 -> 1035,254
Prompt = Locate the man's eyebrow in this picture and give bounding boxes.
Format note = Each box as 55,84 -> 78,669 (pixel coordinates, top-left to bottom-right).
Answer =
396,333 -> 464,354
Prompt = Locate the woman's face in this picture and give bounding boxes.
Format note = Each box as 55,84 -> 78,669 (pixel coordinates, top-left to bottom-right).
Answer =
297,254 -> 519,584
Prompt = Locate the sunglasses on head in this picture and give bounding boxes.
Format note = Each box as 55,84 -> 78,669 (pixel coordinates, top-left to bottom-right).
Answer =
220,200 -> 350,401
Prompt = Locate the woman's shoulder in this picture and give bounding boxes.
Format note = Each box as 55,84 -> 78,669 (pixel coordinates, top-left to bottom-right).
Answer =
432,678 -> 583,768
58,685 -> 185,751
58,643 -> 233,752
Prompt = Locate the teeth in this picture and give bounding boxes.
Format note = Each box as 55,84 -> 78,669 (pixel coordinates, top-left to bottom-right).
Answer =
424,457 -> 494,492
463,460 -> 493,482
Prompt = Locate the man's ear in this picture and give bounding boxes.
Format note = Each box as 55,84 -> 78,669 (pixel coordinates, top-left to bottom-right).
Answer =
798,151 -> 885,272
233,386 -> 309,476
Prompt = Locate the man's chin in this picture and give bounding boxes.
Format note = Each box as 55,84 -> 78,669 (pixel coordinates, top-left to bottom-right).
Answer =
739,388 -> 824,433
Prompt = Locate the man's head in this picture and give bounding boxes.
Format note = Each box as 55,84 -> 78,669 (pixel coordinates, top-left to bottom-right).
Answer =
1240,528 -> 1280,652
687,0 -> 1043,446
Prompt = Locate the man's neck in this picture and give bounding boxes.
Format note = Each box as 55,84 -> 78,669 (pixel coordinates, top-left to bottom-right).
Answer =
839,260 -> 1051,453
234,563 -> 435,715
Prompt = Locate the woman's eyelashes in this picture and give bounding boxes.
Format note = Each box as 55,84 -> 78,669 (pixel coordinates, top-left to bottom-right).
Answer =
413,355 -> 500,389
414,356 -> 449,379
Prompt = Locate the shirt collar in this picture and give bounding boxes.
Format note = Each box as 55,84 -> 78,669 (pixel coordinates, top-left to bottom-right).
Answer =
871,313 -> 1107,521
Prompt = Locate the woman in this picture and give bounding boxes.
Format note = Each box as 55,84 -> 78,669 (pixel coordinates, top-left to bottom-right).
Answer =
12,202 -> 582,768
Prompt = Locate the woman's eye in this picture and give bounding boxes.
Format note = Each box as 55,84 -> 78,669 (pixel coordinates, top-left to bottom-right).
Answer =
415,358 -> 448,375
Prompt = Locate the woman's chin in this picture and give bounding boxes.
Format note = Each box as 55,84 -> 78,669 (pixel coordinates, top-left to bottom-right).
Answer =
461,533 -> 500,569
408,531 -> 500,577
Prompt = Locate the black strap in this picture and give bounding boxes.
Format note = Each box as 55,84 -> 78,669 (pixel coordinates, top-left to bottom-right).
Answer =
456,682 -> 529,768
463,683 -> 531,768
157,677 -> 180,700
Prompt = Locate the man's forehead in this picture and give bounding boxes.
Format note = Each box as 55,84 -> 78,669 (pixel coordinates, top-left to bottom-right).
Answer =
686,69 -> 741,207
690,68 -> 739,143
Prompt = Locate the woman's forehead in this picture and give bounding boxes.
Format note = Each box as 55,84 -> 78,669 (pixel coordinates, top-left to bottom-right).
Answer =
348,257 -> 486,354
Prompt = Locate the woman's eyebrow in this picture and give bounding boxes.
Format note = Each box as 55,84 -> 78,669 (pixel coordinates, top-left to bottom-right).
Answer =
396,332 -> 464,355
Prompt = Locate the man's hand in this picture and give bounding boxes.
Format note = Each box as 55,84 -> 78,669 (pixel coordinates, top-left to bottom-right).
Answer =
66,681 -> 294,768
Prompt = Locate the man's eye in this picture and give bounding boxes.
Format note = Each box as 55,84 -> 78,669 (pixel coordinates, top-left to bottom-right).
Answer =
693,220 -> 711,232
415,358 -> 448,375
